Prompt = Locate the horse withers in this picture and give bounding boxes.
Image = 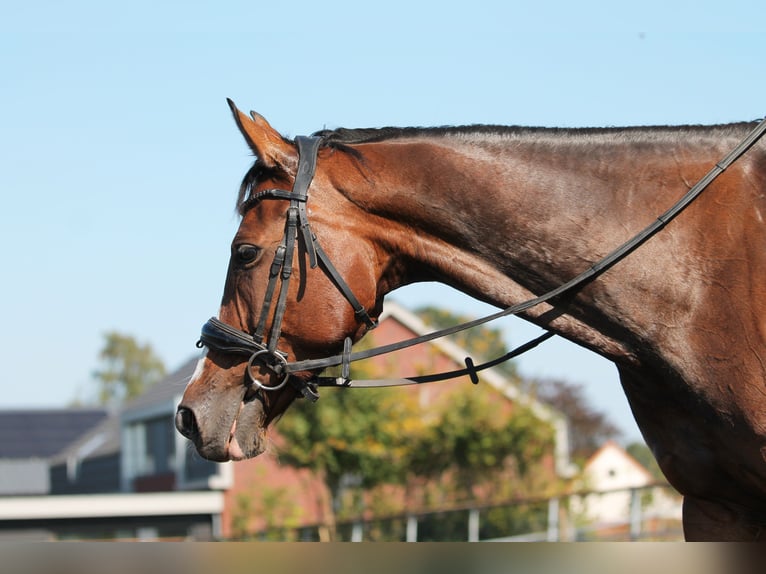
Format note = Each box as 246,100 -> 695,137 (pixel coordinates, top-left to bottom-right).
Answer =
176,100 -> 766,540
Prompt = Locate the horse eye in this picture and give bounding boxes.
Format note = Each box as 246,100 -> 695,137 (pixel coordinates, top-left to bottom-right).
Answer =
235,244 -> 260,265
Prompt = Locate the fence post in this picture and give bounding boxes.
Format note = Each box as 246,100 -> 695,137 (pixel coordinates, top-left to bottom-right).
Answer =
629,488 -> 642,540
406,515 -> 418,542
351,521 -> 364,542
468,508 -> 480,542
547,497 -> 560,541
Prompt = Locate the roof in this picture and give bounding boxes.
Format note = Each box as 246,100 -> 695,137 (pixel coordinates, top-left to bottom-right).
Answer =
0,409 -> 109,459
48,413 -> 122,465
0,356 -> 199,463
121,355 -> 199,419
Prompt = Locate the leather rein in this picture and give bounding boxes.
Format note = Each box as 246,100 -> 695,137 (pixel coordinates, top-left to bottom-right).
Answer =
198,118 -> 766,402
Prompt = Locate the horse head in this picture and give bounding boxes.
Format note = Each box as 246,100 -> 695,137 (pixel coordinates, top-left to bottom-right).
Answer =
175,101 -> 383,461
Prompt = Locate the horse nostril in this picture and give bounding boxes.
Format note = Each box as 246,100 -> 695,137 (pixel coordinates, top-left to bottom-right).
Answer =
175,406 -> 199,441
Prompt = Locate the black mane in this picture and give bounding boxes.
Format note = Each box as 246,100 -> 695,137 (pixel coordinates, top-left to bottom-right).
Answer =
313,124 -> 541,145
313,121 -> 759,147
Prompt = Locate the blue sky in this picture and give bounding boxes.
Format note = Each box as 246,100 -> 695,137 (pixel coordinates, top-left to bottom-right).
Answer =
2,0 -> 764,443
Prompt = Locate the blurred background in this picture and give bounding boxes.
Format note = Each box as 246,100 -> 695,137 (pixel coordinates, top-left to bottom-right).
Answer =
1,0 -> 763,541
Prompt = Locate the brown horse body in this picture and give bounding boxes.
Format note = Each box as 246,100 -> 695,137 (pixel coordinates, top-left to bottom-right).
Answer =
177,103 -> 766,540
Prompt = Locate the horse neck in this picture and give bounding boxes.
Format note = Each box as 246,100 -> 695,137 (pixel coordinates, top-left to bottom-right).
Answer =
344,128 -> 745,353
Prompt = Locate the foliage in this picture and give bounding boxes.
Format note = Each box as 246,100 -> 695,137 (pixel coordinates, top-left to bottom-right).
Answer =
276,385 -> 421,499
479,501 -> 549,539
230,493 -> 254,540
274,305 -> 617,539
230,483 -> 303,541
417,307 -> 621,462
275,338 -> 425,538
276,333 -> 555,537
91,331 -> 166,406
408,384 -> 554,496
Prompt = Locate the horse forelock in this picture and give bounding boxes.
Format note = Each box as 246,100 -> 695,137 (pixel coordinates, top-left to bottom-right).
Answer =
236,160 -> 285,215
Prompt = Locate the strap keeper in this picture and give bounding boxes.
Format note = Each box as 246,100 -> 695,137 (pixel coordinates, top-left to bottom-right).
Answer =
270,246 -> 286,276
354,307 -> 378,330
464,357 -> 480,385
301,224 -> 318,268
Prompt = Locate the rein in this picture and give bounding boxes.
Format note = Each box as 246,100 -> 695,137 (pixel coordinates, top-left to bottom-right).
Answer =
198,116 -> 766,401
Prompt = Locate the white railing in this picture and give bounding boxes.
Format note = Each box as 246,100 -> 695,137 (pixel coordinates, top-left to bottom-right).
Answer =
254,483 -> 683,542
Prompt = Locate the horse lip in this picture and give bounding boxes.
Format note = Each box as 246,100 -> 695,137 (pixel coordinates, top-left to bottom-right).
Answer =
227,439 -> 246,461
225,398 -> 267,460
227,425 -> 247,461
225,402 -> 245,460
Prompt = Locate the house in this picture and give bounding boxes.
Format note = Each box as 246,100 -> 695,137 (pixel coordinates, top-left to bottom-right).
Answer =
49,414 -> 121,495
569,440 -> 682,539
0,364 -> 228,541
0,301 -> 572,541
0,409 -> 108,497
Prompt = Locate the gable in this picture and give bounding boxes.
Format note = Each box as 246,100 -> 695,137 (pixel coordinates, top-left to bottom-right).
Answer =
583,441 -> 653,488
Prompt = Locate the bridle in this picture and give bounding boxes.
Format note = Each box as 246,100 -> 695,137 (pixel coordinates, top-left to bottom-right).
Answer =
198,116 -> 766,402
198,136 -> 377,400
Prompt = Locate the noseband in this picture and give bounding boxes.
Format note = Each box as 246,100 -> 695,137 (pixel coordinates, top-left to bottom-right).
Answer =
198,116 -> 766,402
197,136 -> 377,400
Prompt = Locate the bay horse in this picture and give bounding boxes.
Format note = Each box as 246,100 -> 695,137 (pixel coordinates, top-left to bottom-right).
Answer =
176,99 -> 766,540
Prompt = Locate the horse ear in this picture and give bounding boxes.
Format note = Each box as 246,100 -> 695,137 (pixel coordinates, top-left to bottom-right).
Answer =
227,98 -> 296,169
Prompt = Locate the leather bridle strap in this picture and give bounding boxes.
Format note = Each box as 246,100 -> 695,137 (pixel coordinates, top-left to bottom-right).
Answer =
198,135 -> 378,399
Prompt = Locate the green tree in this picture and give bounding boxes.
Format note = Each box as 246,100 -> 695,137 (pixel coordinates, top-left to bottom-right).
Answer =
415,308 -> 621,462
408,384 -> 554,500
275,309 -> 558,538
274,333 -> 426,540
92,331 -> 166,406
275,382 -> 423,540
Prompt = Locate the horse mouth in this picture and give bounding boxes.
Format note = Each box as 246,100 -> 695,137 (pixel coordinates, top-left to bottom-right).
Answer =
177,389 -> 268,462
176,356 -> 302,462
225,399 -> 266,461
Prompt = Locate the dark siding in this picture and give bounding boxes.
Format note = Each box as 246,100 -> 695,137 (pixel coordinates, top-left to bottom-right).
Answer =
49,453 -> 120,494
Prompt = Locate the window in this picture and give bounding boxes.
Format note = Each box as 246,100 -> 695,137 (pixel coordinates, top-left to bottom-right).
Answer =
127,416 -> 176,476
